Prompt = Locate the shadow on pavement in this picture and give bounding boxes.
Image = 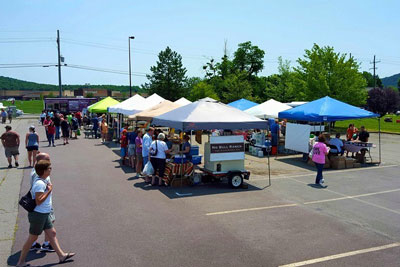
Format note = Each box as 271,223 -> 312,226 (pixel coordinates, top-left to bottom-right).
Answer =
133,180 -> 262,199
275,156 -> 316,171
307,183 -> 328,189
7,250 -> 46,266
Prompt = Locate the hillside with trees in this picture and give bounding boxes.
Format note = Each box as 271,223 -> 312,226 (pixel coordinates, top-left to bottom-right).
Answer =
381,73 -> 400,87
0,76 -> 141,92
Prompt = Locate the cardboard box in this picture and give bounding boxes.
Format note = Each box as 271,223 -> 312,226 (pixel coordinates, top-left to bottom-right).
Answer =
355,154 -> 366,164
345,158 -> 356,168
308,156 -> 330,169
353,163 -> 361,168
330,156 -> 346,162
331,160 -> 346,169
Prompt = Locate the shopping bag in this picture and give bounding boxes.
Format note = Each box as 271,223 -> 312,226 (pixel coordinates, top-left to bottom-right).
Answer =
143,161 -> 154,175
77,129 -> 81,136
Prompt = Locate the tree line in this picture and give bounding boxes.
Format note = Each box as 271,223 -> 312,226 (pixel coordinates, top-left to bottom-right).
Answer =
0,76 -> 141,93
144,42 -> 400,115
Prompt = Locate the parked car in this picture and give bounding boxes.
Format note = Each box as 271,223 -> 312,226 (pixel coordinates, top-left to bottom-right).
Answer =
396,111 -> 400,115
7,98 -> 15,102
16,109 -> 24,116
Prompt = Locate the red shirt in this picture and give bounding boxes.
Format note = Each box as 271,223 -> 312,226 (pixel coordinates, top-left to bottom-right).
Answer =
75,112 -> 81,120
47,125 -> 56,135
120,135 -> 128,148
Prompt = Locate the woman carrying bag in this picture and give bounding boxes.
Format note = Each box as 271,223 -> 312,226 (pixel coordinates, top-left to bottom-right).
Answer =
16,160 -> 75,267
149,133 -> 171,186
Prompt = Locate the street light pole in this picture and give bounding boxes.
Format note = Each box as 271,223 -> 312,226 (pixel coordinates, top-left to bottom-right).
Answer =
128,36 -> 135,97
57,30 -> 62,97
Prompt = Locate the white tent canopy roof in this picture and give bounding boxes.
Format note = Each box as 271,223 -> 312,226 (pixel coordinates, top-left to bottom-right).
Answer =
174,97 -> 192,106
244,99 -> 292,118
152,99 -> 268,131
108,94 -> 145,115
198,97 -> 217,102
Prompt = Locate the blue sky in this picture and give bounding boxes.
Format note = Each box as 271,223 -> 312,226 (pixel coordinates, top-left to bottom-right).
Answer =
1,0 -> 399,86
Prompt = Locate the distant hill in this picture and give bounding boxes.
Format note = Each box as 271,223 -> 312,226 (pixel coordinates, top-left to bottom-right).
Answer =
381,73 -> 400,87
0,76 -> 141,92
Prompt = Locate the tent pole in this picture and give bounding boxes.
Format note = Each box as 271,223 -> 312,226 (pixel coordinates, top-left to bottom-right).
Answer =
379,117 -> 381,164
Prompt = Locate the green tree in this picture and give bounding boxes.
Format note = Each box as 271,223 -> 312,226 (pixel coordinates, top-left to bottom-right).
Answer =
222,72 -> 254,103
188,81 -> 219,101
398,78 -> 400,90
85,92 -> 94,98
144,47 -> 187,101
293,44 -> 367,106
232,41 -> 265,77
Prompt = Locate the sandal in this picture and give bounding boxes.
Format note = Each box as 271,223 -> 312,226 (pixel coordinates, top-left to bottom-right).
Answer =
59,252 -> 75,263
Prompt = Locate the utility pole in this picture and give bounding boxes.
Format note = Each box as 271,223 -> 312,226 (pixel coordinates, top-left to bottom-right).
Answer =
370,55 -> 380,89
128,36 -> 135,97
57,30 -> 62,97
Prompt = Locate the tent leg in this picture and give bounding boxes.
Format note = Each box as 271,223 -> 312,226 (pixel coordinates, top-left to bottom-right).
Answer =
379,117 -> 381,164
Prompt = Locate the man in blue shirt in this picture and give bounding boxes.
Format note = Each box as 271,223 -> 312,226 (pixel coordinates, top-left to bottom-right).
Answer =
142,127 -> 154,180
91,115 -> 99,139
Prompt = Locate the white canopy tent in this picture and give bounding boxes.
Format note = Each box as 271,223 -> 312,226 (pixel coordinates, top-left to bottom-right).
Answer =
244,99 -> 292,119
174,97 -> 192,106
128,100 -> 182,121
198,97 -> 217,102
152,99 -> 268,131
108,94 -> 145,115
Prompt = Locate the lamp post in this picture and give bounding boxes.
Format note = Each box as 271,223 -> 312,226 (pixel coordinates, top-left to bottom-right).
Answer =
128,36 -> 135,97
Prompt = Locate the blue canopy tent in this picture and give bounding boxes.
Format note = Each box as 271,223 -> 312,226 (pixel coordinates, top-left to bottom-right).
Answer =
227,98 -> 258,111
278,96 -> 381,163
278,96 -> 378,122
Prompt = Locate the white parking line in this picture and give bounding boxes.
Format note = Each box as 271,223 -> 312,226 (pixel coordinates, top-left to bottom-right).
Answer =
205,188 -> 400,216
205,203 -> 298,216
287,177 -> 400,215
303,188 -> 400,205
251,164 -> 399,181
279,243 -> 400,267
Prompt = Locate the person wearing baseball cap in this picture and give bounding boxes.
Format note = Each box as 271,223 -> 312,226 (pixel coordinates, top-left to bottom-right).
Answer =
1,125 -> 20,168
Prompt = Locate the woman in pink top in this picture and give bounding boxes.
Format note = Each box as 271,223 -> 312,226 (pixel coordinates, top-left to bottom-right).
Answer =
312,135 -> 330,187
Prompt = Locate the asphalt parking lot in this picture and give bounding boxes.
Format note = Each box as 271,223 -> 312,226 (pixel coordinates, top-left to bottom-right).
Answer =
7,120 -> 400,266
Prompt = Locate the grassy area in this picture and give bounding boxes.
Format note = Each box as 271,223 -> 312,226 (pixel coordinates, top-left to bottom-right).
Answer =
335,114 -> 400,134
0,100 -> 44,114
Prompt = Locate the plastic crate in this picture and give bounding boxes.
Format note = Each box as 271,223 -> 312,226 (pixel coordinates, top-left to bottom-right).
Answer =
191,155 -> 202,165
190,145 -> 199,156
174,155 -> 188,163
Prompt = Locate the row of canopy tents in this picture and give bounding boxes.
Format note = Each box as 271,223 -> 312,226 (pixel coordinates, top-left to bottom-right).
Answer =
87,94 -> 193,117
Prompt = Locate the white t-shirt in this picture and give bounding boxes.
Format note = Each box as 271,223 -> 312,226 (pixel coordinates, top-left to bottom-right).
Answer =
30,168 -> 51,186
329,138 -> 344,153
150,140 -> 169,159
31,177 -> 52,213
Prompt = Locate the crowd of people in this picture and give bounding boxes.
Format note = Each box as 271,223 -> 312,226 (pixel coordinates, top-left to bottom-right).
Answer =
40,110 -> 82,146
1,107 -> 13,124
311,125 -> 371,188
113,125 -> 191,186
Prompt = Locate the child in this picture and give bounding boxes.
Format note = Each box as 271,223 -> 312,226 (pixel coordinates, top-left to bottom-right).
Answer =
120,129 -> 128,165
47,121 -> 56,147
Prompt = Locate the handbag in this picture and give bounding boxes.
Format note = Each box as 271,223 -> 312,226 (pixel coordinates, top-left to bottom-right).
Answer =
19,189 -> 36,212
150,141 -> 158,156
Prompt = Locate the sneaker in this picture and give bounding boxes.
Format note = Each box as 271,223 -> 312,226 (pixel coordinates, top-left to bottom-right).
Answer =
320,179 -> 325,184
8,164 -> 12,168
30,242 -> 41,251
318,183 -> 327,188
41,243 -> 55,252
15,162 -> 19,167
